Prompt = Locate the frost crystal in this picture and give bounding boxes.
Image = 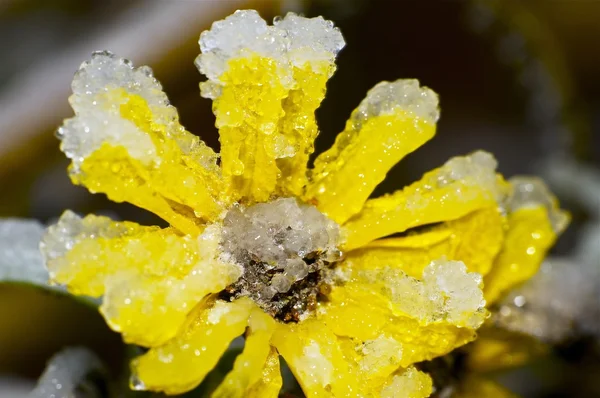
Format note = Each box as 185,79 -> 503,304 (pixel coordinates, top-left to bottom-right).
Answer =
219,198 -> 340,321
196,10 -> 344,98
435,151 -> 505,202
58,52 -> 161,169
29,347 -> 104,398
359,335 -> 403,373
507,176 -> 569,233
41,210 -> 135,280
58,51 -> 217,173
0,219 -> 48,285
363,260 -> 486,328
352,80 -> 440,128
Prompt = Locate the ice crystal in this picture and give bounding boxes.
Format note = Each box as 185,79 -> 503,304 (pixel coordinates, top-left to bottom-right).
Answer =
358,259 -> 487,328
352,80 -> 440,128
507,176 -> 569,233
196,10 -> 344,99
219,198 -> 340,321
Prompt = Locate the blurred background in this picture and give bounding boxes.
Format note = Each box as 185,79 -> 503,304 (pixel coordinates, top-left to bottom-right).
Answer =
0,0 -> 598,396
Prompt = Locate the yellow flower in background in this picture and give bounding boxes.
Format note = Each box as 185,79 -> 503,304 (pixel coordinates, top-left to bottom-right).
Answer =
40,10 -> 568,397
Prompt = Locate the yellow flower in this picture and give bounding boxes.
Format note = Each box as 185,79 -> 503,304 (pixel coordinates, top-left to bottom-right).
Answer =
40,10 -> 567,397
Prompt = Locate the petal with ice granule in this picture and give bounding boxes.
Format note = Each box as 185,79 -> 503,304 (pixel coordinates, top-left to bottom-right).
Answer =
132,298 -> 255,395
196,11 -> 344,203
380,367 -> 433,398
59,52 -> 223,234
345,207 -> 506,278
271,319 -> 360,397
342,151 -> 509,250
41,212 -> 241,346
319,281 -> 479,368
306,80 -> 438,224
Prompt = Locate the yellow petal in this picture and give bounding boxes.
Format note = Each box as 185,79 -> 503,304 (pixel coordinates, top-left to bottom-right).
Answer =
59,53 -> 223,234
132,298 -> 254,395
454,376 -> 518,398
319,283 -> 478,368
345,207 -> 506,278
42,213 -> 242,346
276,62 -> 335,197
466,328 -> 548,373
271,319 -> 360,397
380,367 -> 433,398
245,349 -> 283,398
306,80 -> 438,224
209,55 -> 288,203
197,11 -> 345,202
212,308 -> 277,398
484,207 -> 557,304
342,151 -> 509,250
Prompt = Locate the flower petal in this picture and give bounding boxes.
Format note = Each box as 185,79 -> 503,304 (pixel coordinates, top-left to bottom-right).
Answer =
132,298 -> 255,395
484,207 -> 558,304
58,52 -> 223,234
320,259 -> 485,366
244,348 -> 282,398
380,367 -> 433,398
212,308 -> 278,398
342,151 -> 509,250
271,319 -> 360,397
196,11 -> 344,203
42,212 -> 241,346
306,80 -> 438,224
453,376 -> 518,398
345,207 -> 506,278
466,329 -> 548,373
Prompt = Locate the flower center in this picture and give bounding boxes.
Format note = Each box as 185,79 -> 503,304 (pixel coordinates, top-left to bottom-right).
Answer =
218,198 -> 342,322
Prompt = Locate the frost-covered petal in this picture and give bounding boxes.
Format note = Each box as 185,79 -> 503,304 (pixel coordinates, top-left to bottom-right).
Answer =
271,319 -> 360,397
342,151 -> 509,250
319,259 -> 485,367
345,207 -> 505,278
306,80 -> 438,224
41,212 -> 241,346
59,52 -> 223,234
196,11 -> 344,202
380,366 -> 433,398
132,298 -> 255,395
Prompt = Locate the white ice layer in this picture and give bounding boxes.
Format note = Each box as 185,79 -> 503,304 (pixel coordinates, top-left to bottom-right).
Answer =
352,80 -> 440,128
58,52 -> 164,169
221,197 -> 340,296
433,151 -> 505,203
196,10 -> 345,98
507,176 -> 569,233
29,347 -> 104,398
0,219 -> 48,285
40,210 -> 132,279
58,51 -> 219,173
372,260 -> 486,328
